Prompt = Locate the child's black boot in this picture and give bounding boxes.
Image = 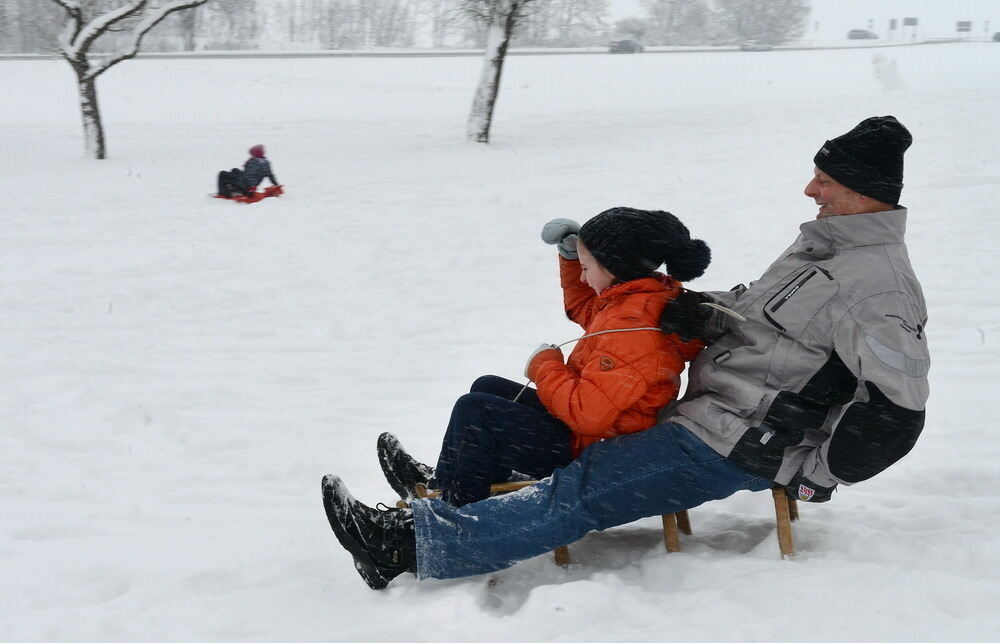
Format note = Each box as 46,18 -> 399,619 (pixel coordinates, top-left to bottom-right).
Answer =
377,432 -> 436,499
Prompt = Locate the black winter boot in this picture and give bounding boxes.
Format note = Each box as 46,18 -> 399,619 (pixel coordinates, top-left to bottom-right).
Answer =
377,432 -> 436,499
320,474 -> 416,590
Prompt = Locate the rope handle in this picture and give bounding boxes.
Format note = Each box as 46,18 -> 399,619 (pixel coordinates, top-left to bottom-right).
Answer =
512,300 -> 748,402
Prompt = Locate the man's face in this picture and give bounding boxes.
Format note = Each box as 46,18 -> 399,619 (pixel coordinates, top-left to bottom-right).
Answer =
803,167 -> 872,218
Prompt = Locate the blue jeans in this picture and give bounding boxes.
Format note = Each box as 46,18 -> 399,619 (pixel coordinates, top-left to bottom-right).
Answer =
434,375 -> 573,506
412,422 -> 770,580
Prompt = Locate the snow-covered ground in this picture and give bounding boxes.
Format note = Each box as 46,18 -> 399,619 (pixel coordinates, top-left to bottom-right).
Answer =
1,42 -> 999,642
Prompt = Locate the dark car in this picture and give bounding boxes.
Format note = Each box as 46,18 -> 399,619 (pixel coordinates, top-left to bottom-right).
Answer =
609,39 -> 644,54
993,32 -> 1000,41
847,29 -> 879,40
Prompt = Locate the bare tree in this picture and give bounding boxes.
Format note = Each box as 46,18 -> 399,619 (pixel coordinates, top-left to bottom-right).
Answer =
365,0 -> 414,46
201,0 -> 259,49
1,0 -> 64,53
176,3 -> 200,50
714,0 -> 808,45
641,0 -> 710,45
0,1 -> 15,51
416,0 -> 464,48
641,0 -> 674,44
545,0 -> 607,46
463,0 -> 537,143
671,0 -> 709,44
319,0 -> 362,49
614,17 -> 648,40
49,0 -> 209,159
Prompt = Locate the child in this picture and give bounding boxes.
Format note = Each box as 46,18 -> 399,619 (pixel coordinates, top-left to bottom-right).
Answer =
379,207 -> 711,506
216,144 -> 279,197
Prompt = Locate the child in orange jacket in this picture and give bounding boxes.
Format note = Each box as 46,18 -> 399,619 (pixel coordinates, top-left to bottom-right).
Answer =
379,207 -> 710,506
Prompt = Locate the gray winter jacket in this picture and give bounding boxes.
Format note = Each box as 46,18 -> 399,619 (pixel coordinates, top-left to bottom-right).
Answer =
669,208 -> 929,498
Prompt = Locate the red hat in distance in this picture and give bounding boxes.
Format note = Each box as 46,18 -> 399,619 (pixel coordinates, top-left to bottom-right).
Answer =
249,144 -> 265,158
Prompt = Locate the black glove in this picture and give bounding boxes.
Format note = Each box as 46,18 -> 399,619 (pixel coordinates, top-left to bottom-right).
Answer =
660,289 -> 713,341
785,472 -> 836,503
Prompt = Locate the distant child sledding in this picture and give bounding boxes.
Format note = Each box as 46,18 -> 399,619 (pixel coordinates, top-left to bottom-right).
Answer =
215,144 -> 283,203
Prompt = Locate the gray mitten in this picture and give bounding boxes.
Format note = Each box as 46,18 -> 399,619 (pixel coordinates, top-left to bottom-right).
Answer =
541,218 -> 581,260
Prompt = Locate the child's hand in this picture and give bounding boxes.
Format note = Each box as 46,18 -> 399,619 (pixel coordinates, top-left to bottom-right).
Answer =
525,344 -> 562,380
541,218 -> 581,260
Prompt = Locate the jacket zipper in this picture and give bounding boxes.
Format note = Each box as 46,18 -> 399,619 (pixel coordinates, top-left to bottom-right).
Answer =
762,266 -> 833,332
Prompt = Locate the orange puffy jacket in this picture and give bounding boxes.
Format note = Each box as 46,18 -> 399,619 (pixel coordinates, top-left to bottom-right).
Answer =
528,257 -> 704,455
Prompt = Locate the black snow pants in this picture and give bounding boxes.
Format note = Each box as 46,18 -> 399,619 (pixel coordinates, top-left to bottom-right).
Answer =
433,375 -> 574,506
217,168 -> 250,197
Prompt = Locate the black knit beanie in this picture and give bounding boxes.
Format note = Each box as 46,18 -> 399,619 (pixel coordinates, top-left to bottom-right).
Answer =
814,115 -> 912,205
577,207 -> 710,282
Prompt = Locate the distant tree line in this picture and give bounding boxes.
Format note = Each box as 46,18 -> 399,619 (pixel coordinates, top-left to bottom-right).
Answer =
0,0 -> 809,54
620,0 -> 809,46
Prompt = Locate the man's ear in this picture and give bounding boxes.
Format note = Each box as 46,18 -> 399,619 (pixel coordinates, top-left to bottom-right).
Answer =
858,192 -> 894,212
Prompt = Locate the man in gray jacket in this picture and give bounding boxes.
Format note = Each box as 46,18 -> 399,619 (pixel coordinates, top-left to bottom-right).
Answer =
668,114 -> 928,503
320,116 -> 930,589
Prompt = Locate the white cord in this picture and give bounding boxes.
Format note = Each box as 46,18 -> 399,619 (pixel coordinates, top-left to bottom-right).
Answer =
512,327 -> 661,402
512,302 -> 747,402
699,301 -> 747,322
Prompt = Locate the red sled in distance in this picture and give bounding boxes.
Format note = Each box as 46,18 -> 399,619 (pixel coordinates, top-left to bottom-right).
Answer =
214,185 -> 284,203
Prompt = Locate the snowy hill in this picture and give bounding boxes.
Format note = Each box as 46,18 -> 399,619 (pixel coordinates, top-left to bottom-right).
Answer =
1,42 -> 998,642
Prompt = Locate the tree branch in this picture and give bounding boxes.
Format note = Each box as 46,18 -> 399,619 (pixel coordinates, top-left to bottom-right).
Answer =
51,0 -> 84,64
86,1 -> 210,80
70,0 -> 148,61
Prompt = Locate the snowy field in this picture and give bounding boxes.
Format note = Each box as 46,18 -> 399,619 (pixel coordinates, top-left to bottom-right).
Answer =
1,43 -> 999,642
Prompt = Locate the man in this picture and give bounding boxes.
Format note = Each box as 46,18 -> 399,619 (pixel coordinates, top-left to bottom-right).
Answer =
320,115 -> 930,590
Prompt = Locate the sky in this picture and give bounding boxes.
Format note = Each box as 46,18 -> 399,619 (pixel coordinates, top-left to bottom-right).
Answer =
806,0 -> 1000,41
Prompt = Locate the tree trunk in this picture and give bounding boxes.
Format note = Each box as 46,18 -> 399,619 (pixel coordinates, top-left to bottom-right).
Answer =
180,9 -> 198,51
77,72 -> 106,159
52,0 -> 210,159
466,15 -> 513,143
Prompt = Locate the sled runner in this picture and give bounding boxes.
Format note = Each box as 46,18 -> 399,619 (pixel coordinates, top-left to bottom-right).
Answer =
213,184 -> 284,203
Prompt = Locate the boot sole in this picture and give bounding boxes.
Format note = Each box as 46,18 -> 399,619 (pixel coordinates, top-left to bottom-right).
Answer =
320,475 -> 393,590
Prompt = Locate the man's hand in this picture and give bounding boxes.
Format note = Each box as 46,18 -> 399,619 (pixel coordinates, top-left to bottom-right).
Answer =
785,472 -> 836,503
541,218 -> 581,260
525,343 -> 562,380
660,289 -> 713,341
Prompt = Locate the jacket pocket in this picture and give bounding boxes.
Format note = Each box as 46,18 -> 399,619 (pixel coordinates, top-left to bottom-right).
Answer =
762,266 -> 838,337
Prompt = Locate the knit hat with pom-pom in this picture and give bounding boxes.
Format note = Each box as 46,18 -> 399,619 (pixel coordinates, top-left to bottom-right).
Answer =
578,207 -> 710,282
